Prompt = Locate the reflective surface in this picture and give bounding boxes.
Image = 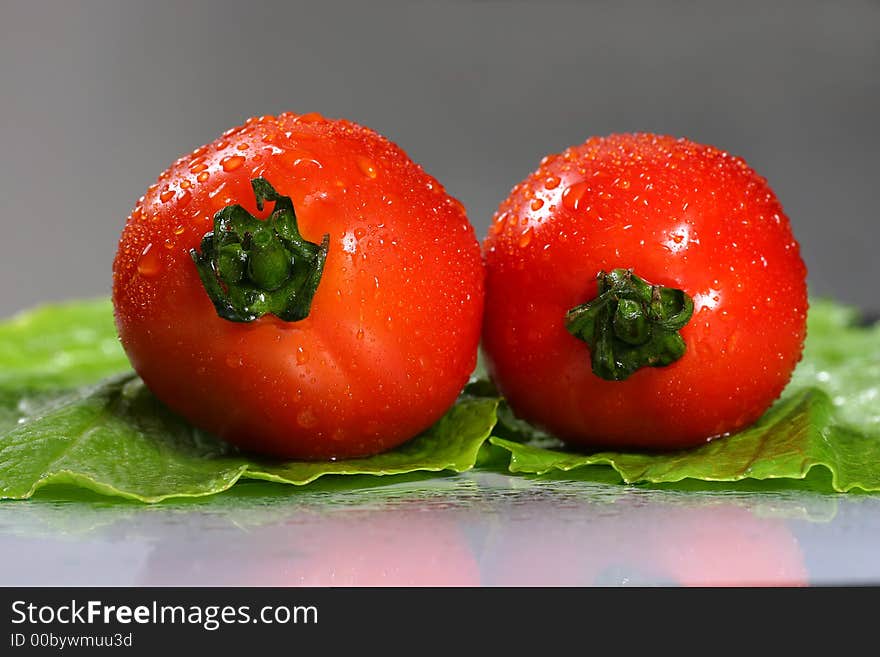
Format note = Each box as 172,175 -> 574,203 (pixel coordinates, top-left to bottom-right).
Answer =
0,472 -> 878,586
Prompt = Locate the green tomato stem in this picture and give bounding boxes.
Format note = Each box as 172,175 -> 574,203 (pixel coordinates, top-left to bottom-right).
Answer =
190,178 -> 329,322
565,269 -> 694,381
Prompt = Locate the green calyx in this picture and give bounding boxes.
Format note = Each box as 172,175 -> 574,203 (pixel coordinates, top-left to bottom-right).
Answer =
190,178 -> 329,323
565,269 -> 694,381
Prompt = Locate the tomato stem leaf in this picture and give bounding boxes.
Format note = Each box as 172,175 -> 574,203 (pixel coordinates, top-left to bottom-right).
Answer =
190,178 -> 329,322
565,269 -> 694,381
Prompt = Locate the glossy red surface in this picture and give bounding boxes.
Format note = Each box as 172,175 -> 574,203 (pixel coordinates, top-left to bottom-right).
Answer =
482,133 -> 808,449
114,113 -> 484,459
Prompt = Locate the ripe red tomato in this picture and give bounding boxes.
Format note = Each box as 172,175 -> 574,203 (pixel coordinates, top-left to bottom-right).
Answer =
113,113 -> 484,460
482,133 -> 807,450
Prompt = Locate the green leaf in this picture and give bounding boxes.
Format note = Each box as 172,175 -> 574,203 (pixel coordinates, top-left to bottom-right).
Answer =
490,299 -> 880,492
2,296 -> 877,499
0,298 -> 498,502
0,299 -> 129,390
0,375 -> 498,502
786,300 -> 880,434
247,396 -> 498,486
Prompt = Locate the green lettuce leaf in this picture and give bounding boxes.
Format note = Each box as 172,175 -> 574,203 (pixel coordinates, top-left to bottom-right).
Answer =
0,374 -> 497,502
0,299 -> 129,390
0,300 -> 497,502
2,296 -> 878,499
489,299 -> 880,492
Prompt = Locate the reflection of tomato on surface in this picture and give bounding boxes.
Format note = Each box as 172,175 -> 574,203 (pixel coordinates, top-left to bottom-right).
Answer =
140,508 -> 479,587
648,505 -> 806,586
291,512 -> 479,586
480,500 -> 807,587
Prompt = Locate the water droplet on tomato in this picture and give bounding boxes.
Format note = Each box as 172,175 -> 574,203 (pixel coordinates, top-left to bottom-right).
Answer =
562,181 -> 589,211
189,162 -> 208,174
518,228 -> 533,248
176,189 -> 192,209
449,197 -> 466,215
544,175 -> 561,190
297,407 -> 318,428
220,155 -> 245,172
180,179 -> 192,189
236,143 -> 249,150
137,243 -> 162,277
494,212 -> 510,234
356,328 -> 365,340
530,198 -> 544,211
296,346 -> 309,365
357,156 -> 378,179
290,157 -> 322,177
208,181 -> 227,200
197,171 -> 209,182
173,225 -> 185,235
159,189 -> 175,203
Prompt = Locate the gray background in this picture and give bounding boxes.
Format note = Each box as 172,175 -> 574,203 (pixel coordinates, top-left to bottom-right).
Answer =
1,0 -> 878,316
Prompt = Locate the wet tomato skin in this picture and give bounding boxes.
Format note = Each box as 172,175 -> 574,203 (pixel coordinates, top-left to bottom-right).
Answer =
482,133 -> 808,450
113,113 -> 484,460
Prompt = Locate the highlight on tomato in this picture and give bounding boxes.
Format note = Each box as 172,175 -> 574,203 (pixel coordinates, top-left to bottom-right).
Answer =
113,112 -> 484,460
482,133 -> 808,450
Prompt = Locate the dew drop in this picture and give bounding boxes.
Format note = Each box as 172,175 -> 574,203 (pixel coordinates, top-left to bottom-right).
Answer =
296,407 -> 318,428
236,143 -> 250,151
544,175 -> 561,190
159,189 -> 175,203
291,157 -> 322,176
189,162 -> 208,174
530,198 -> 544,211
176,189 -> 192,209
562,181 -> 589,211
137,243 -> 162,277
296,346 -> 309,365
220,155 -> 245,172
357,156 -> 378,179
197,171 -> 209,182
180,179 -> 192,189
174,225 -> 185,235
449,197 -> 466,215
518,228 -> 533,248
356,328 -> 365,340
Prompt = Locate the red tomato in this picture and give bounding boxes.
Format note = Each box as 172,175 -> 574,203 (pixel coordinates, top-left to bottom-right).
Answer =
113,113 -> 484,460
482,133 -> 807,449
